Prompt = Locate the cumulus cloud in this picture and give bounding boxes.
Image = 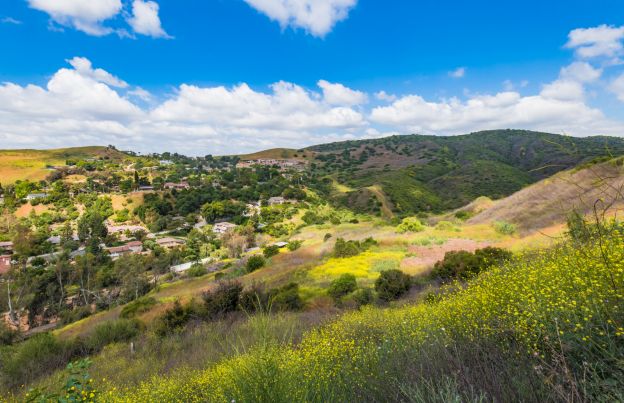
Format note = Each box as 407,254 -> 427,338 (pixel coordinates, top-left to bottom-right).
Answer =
370,62 -> 621,137
566,24 -> 624,59
27,0 -> 123,36
127,0 -> 170,38
28,0 -> 169,38
67,57 -> 129,88
375,91 -> 397,102
243,0 -> 357,37
1,52 -> 623,155
318,80 -> 367,105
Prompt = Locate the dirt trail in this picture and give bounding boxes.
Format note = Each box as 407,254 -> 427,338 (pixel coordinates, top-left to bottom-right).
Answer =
402,238 -> 491,274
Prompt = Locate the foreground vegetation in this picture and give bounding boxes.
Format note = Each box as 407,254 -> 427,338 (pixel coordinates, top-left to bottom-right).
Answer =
85,220 -> 623,401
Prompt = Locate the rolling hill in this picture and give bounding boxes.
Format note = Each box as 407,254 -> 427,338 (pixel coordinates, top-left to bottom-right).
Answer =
0,146 -> 131,184
467,157 -> 624,232
306,130 -> 624,214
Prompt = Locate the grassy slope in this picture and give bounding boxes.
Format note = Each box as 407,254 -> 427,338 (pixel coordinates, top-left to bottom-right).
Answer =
311,130 -> 624,214
110,231 -> 624,401
0,146 -> 130,184
469,157 -> 624,232
238,148 -> 315,161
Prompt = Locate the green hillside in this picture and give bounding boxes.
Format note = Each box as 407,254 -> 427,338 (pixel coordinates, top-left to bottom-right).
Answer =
309,130 -> 624,213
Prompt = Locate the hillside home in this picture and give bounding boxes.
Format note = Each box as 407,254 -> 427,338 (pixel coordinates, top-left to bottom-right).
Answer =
268,196 -> 286,205
106,241 -> 144,260
0,241 -> 13,252
164,182 -> 190,190
213,222 -> 237,235
155,237 -> 185,249
25,193 -> 48,201
106,224 -> 147,234
0,255 -> 11,274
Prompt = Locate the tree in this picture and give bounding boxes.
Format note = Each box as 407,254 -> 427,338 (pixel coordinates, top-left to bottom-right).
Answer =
375,270 -> 411,301
77,210 -> 108,256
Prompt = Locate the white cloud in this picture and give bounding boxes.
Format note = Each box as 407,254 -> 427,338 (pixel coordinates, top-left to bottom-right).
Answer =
243,0 -> 357,37
317,80 -> 367,105
611,74 -> 624,102
127,0 -> 171,38
1,17 -> 22,24
375,91 -> 397,102
1,54 -> 623,156
67,57 -> 128,88
566,24 -> 624,59
449,67 -> 466,78
28,0 -> 123,36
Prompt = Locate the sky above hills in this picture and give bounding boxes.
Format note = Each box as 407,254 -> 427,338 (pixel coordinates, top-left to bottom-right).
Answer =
0,0 -> 624,155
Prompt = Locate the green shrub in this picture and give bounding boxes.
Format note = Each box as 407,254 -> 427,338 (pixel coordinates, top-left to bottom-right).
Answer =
187,263 -> 208,277
120,297 -> 157,319
454,210 -> 473,220
375,269 -> 412,301
155,300 -> 191,336
246,255 -> 266,273
397,217 -> 425,233
269,282 -> 303,311
287,240 -> 303,251
202,281 -> 243,319
328,273 -> 357,301
263,245 -> 280,258
493,220 -> 516,235
431,247 -> 512,280
0,322 -> 18,346
239,285 -> 269,313
323,233 -> 332,242
85,319 -> 141,351
351,288 -> 374,306
60,305 -> 93,325
333,237 -> 377,258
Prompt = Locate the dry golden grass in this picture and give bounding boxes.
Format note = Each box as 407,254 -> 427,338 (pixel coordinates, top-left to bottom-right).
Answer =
110,192 -> 145,211
14,203 -> 51,218
469,159 -> 624,233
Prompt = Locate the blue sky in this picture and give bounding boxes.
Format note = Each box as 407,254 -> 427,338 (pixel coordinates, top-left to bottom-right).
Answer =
0,0 -> 623,155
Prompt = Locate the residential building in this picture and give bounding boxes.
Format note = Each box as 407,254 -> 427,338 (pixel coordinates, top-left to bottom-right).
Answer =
0,241 -> 13,252
268,196 -> 286,205
164,182 -> 190,190
155,237 -> 185,249
25,193 -> 48,201
213,222 -> 237,235
106,241 -> 144,260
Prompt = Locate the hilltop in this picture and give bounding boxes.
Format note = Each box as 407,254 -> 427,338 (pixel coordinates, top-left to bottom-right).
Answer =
0,146 -> 132,184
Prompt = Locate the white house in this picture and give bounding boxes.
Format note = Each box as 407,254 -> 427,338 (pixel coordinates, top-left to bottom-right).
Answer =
26,193 -> 48,201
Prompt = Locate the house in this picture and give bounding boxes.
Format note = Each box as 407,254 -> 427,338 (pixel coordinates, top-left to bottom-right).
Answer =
212,222 -> 237,235
273,241 -> 289,248
268,196 -> 286,205
170,257 -> 213,273
138,185 -> 154,191
105,241 -> 143,260
106,224 -> 147,234
164,182 -> 190,190
0,255 -> 11,274
25,193 -> 48,201
159,160 -> 174,166
155,237 -> 185,249
0,241 -> 13,252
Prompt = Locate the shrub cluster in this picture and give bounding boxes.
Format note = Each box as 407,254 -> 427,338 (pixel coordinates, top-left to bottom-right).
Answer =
397,217 -> 425,233
431,247 -> 512,280
374,269 -> 412,301
333,237 -> 377,258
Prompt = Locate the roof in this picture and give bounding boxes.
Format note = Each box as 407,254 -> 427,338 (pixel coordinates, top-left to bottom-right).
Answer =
156,237 -> 185,244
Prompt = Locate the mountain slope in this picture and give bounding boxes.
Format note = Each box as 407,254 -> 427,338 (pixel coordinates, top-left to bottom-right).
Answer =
468,157 -> 624,232
308,130 -> 624,213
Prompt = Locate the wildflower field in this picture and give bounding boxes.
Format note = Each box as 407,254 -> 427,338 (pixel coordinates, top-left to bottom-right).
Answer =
106,230 -> 624,402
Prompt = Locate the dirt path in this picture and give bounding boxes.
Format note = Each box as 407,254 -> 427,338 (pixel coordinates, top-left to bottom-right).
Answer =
401,238 -> 491,275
